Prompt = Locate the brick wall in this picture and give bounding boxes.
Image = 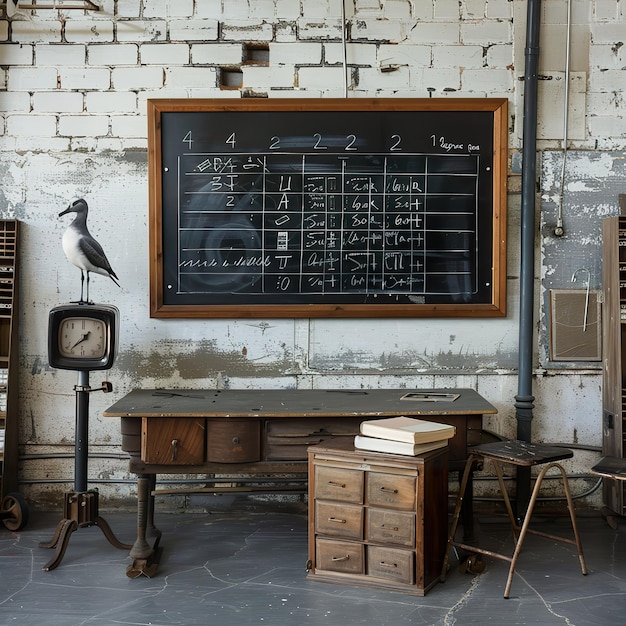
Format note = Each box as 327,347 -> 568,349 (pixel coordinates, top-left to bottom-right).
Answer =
0,1 -> 622,152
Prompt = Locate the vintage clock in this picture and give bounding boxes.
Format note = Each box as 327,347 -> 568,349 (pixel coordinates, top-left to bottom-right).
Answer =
48,303 -> 119,371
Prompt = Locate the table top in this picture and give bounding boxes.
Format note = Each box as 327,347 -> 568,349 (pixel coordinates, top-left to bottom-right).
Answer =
103,388 -> 497,419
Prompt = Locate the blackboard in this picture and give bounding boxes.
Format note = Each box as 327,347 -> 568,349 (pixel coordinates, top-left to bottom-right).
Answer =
148,98 -> 508,318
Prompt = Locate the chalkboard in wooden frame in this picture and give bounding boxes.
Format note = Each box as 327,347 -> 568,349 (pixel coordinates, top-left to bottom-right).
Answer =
148,98 -> 507,318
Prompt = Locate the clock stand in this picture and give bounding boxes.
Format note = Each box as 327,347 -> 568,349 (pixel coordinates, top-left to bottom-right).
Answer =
42,302 -> 131,570
40,371 -> 133,570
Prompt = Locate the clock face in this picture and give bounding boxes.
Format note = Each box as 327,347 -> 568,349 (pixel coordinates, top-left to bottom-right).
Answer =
48,303 -> 119,371
58,317 -> 107,359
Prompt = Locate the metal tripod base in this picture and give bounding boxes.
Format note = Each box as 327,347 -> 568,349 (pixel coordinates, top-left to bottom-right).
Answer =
40,490 -> 132,571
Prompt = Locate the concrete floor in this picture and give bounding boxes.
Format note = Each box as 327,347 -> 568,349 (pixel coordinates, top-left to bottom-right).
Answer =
1,495 -> 625,626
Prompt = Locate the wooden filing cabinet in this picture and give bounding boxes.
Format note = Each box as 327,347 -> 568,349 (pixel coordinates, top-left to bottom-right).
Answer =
307,439 -> 448,596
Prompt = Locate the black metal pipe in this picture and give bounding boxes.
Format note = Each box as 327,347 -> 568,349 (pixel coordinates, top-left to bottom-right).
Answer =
75,371 -> 90,493
515,0 -> 542,517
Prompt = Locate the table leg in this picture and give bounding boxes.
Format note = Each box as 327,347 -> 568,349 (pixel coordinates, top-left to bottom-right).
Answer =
126,473 -> 161,578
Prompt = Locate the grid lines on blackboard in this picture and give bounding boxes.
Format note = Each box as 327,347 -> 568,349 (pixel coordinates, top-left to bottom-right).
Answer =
175,151 -> 479,298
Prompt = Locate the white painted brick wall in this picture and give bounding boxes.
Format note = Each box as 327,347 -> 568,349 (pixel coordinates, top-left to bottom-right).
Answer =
35,44 -> 86,66
140,43 -> 190,65
410,23 -> 460,45
221,21 -> 274,41
85,91 -> 137,113
242,65 -> 295,89
0,43 -> 34,65
88,44 -> 139,66
58,67 -> 110,90
58,114 -> 109,137
8,66 -> 58,90
0,91 -> 30,112
194,0 -> 224,19
7,114 -> 57,137
33,91 -> 83,113
11,20 -> 62,43
191,43 -> 243,65
164,66 -> 217,89
433,46 -> 484,68
270,42 -> 322,65
169,20 -> 219,42
112,66 -> 165,90
64,20 -> 114,43
144,0 -> 194,18
116,21 -> 167,42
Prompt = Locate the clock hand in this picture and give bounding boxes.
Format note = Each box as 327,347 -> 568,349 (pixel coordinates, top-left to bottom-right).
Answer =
70,331 -> 91,350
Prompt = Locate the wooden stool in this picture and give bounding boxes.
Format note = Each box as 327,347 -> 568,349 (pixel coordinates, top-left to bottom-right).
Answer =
590,456 -> 626,529
440,440 -> 587,598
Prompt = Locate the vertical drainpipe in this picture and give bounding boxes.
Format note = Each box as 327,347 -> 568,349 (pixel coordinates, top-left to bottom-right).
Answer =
515,0 -> 542,517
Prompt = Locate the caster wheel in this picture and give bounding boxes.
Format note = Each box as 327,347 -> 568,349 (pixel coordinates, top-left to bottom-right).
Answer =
1,492 -> 29,531
459,553 -> 485,574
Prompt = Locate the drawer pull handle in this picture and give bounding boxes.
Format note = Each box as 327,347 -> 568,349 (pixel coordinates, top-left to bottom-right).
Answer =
327,481 -> 346,488
379,561 -> 398,569
381,524 -> 399,531
328,517 -> 346,524
171,439 -> 179,461
380,486 -> 398,494
332,555 -> 350,562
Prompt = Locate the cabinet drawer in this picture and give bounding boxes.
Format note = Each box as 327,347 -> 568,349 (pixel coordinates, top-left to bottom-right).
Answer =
141,417 -> 205,465
366,509 -> 415,547
316,538 -> 364,575
315,466 -> 363,503
367,472 -> 416,510
315,501 -> 363,539
367,546 -> 415,584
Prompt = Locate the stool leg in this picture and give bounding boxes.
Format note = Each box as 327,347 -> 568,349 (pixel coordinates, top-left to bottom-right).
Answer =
490,459 -> 520,534
503,463 -> 549,598
557,463 -> 588,576
441,454 -> 476,582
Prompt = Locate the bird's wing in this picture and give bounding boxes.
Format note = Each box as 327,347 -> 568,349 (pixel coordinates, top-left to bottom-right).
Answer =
80,235 -> 119,279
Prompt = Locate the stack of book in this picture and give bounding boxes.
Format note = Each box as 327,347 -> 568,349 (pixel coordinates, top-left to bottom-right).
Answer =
354,416 -> 456,456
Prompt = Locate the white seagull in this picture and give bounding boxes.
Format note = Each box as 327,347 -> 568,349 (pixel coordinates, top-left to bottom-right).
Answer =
59,198 -> 120,303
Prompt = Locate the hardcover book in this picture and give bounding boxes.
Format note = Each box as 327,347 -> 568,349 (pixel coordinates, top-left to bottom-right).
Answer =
360,416 -> 456,444
354,434 -> 448,456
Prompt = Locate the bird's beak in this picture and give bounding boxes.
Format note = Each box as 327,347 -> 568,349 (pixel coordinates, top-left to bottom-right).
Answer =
59,205 -> 71,217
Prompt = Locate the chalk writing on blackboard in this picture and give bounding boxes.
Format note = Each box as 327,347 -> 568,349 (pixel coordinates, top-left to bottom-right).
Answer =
149,99 -> 508,318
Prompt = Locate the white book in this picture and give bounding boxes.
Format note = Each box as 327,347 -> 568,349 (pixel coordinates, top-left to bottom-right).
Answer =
360,416 -> 456,444
354,435 -> 448,456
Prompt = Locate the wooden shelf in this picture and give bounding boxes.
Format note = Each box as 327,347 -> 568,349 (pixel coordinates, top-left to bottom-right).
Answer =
0,220 -> 19,501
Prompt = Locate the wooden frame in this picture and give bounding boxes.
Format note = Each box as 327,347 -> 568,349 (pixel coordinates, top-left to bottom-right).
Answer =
148,98 -> 508,318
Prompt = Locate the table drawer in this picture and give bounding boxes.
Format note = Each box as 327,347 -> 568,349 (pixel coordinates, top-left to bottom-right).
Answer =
316,538 -> 364,575
265,418 -> 360,460
367,472 -> 416,510
206,418 -> 260,463
141,417 -> 205,465
314,465 -> 363,503
366,509 -> 415,547
367,546 -> 415,584
315,501 -> 363,539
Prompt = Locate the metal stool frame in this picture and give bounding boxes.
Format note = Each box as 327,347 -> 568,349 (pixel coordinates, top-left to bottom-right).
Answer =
441,441 -> 587,598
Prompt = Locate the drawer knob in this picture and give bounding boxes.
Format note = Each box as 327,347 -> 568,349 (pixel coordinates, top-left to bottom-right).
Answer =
331,555 -> 350,562
171,439 -> 179,461
379,560 -> 398,569
232,436 -> 240,445
328,517 -> 347,524
327,480 -> 346,488
381,524 -> 399,531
